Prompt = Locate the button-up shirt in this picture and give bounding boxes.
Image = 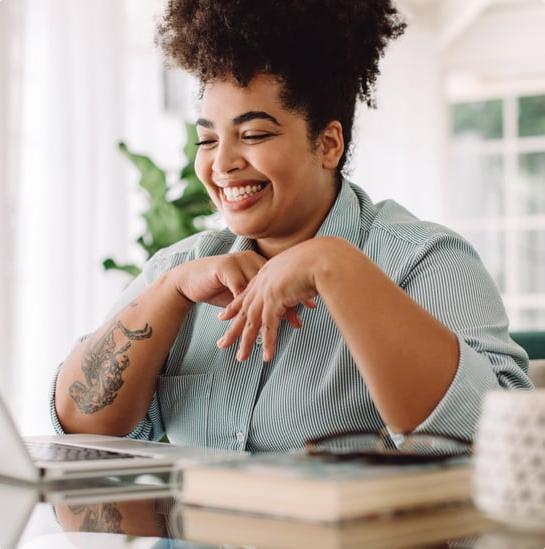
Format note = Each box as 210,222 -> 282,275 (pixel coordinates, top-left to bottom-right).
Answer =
50,182 -> 531,450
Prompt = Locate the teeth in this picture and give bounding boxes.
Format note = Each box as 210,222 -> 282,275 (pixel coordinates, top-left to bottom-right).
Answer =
223,183 -> 265,202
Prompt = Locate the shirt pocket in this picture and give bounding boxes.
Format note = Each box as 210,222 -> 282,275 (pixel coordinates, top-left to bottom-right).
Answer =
157,372 -> 213,446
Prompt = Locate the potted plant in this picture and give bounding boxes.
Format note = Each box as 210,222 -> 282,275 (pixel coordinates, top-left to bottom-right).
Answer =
103,123 -> 215,278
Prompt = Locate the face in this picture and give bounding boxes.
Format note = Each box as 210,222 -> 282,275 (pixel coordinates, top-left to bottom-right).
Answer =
194,74 -> 340,253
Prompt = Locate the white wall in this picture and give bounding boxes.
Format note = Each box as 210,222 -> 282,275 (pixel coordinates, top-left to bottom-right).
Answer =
350,0 -> 545,222
444,1 -> 545,89
350,10 -> 447,223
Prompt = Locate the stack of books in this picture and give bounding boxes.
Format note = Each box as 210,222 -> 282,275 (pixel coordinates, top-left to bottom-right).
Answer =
179,452 -> 474,522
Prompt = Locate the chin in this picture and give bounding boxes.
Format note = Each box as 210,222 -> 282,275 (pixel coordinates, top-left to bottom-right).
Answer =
225,219 -> 265,239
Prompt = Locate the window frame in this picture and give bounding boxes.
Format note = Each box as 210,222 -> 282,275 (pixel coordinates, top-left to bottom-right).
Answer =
445,81 -> 545,329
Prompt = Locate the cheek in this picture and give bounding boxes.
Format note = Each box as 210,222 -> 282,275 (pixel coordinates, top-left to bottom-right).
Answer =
194,153 -> 221,205
194,151 -> 208,182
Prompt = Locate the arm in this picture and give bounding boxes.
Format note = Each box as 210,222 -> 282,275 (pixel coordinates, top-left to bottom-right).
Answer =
217,236 -> 530,437
54,249 -> 269,436
55,273 -> 192,435
314,238 -> 459,433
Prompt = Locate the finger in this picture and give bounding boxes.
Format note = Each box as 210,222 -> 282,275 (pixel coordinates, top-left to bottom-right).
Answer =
217,303 -> 249,349
218,264 -> 249,299
262,303 -> 283,362
218,290 -> 245,320
285,307 -> 303,328
236,300 -> 263,362
303,298 -> 317,309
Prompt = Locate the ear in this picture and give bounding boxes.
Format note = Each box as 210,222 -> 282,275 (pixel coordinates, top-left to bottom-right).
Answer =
319,121 -> 344,170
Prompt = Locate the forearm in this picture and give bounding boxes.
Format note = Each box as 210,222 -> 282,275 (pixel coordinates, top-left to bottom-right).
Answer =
55,272 -> 192,436
315,239 -> 459,434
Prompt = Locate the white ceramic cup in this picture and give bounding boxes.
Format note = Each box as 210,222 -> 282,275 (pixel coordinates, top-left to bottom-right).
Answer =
473,389 -> 545,531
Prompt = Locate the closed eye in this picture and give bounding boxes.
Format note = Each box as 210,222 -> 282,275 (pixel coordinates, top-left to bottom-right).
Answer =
195,133 -> 275,148
242,133 -> 274,142
195,139 -> 217,147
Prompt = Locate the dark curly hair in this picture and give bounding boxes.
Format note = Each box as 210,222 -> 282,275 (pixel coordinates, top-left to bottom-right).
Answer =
157,0 -> 406,180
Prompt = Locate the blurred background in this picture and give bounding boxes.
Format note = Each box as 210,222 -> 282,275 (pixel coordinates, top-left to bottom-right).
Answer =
0,0 -> 544,434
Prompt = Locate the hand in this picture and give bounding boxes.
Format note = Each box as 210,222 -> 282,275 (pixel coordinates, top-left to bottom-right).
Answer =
167,251 -> 267,308
216,240 -> 326,362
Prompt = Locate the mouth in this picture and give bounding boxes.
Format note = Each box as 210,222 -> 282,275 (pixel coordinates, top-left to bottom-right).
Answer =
219,181 -> 270,210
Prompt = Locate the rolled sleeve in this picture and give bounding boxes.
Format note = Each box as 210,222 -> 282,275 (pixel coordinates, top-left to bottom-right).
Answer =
412,334 -> 514,439
49,364 -> 66,434
395,231 -> 533,441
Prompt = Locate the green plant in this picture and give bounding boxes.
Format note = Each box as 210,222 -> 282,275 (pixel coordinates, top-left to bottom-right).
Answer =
103,123 -> 214,278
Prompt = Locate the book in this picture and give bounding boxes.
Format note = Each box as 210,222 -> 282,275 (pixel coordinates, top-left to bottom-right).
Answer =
180,452 -> 473,522
176,503 -> 491,549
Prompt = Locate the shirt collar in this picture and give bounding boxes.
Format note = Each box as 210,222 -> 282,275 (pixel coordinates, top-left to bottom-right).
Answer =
230,179 -> 376,253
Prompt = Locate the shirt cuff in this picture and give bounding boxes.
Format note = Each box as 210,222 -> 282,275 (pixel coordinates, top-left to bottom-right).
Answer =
387,333 -> 503,443
49,363 -> 66,434
413,333 -> 501,440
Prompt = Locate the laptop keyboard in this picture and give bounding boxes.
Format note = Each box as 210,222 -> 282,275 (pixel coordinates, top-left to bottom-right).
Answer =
25,441 -> 146,462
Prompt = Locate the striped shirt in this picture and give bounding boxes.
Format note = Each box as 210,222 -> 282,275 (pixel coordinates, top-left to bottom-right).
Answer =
50,181 -> 532,450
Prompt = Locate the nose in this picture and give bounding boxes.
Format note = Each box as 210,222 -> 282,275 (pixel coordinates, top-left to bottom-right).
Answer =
212,140 -> 246,176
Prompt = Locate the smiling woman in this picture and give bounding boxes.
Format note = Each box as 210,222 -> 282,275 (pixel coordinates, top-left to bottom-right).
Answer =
51,0 -> 532,450
193,75 -> 340,256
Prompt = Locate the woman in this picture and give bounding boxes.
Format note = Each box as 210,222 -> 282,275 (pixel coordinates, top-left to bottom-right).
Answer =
52,0 -> 531,450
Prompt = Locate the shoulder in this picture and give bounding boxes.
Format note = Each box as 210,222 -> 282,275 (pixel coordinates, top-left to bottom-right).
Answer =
352,188 -> 478,283
370,198 -> 464,248
142,229 -> 236,283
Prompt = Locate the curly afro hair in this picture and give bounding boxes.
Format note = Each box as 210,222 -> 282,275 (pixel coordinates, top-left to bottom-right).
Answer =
157,0 -> 406,179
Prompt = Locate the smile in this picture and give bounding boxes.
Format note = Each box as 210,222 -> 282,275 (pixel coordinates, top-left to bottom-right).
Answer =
222,181 -> 269,202
219,181 -> 270,211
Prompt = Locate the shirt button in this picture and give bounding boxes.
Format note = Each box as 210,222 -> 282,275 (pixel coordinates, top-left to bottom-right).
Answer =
256,332 -> 263,345
236,431 -> 245,443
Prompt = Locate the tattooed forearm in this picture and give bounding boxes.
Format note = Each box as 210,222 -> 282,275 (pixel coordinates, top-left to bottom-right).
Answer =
68,503 -> 123,533
69,319 -> 152,414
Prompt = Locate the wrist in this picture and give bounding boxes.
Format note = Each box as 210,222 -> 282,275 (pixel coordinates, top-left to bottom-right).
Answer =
313,237 -> 362,293
158,269 -> 194,311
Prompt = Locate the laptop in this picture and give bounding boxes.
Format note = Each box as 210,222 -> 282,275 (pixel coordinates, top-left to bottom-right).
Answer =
0,395 -> 242,483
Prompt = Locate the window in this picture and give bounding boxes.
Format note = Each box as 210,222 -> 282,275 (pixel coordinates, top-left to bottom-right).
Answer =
446,94 -> 545,330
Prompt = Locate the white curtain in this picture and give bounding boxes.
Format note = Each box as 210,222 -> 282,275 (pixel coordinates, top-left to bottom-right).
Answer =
2,0 -> 137,435
0,0 -> 22,405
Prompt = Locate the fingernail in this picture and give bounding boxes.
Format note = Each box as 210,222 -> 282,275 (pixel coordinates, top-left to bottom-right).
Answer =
217,310 -> 225,319
217,337 -> 224,348
236,350 -> 243,361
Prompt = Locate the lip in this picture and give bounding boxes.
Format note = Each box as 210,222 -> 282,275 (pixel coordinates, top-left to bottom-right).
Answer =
219,181 -> 270,212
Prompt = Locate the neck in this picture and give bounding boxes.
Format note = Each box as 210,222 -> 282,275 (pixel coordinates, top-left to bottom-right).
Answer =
256,183 -> 339,259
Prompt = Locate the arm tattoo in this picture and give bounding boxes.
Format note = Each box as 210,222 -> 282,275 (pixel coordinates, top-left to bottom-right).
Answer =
69,503 -> 123,533
69,319 -> 152,414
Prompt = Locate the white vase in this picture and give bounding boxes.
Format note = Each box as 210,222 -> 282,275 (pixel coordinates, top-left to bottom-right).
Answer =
473,389 -> 545,531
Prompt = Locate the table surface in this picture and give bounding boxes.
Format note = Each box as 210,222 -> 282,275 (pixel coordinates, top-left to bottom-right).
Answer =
2,478 -> 545,549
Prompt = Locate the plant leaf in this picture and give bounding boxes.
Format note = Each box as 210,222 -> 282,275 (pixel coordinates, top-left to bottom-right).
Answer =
118,142 -> 168,200
102,258 -> 141,278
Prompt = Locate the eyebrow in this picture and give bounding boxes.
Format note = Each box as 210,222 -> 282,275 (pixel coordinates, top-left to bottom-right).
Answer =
196,111 -> 281,129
